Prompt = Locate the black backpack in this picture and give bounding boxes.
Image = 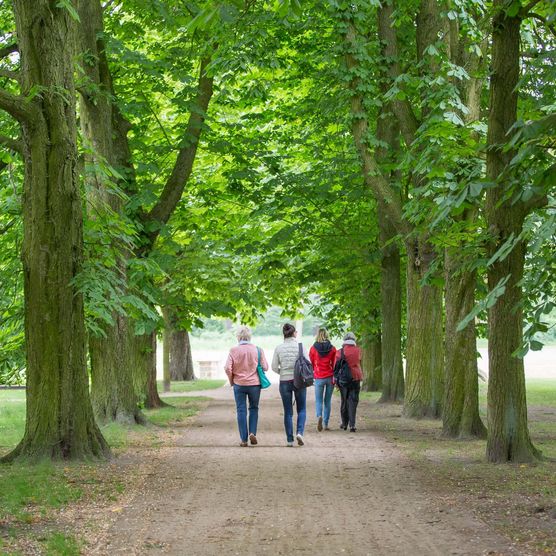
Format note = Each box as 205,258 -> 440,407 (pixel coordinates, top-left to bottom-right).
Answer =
333,349 -> 353,387
293,343 -> 314,389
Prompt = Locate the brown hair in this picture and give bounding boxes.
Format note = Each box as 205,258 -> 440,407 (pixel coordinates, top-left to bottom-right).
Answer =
282,323 -> 296,338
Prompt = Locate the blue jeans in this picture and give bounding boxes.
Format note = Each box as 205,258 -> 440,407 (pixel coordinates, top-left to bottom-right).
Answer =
314,377 -> 334,426
279,380 -> 306,442
233,384 -> 261,442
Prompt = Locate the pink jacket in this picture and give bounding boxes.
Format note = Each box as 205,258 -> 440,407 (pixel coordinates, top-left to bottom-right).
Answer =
225,343 -> 269,386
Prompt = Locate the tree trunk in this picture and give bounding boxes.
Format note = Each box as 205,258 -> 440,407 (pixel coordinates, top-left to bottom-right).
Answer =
378,216 -> 404,403
162,308 -> 171,392
78,0 -> 143,425
171,329 -> 195,381
404,243 -> 443,419
361,335 -> 382,392
443,251 -> 485,438
374,52 -> 404,404
3,0 -> 108,461
90,317 -> 145,424
484,2 -> 540,463
138,331 -> 167,409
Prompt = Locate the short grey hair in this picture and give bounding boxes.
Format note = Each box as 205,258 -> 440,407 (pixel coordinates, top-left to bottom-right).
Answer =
343,331 -> 356,342
236,325 -> 252,342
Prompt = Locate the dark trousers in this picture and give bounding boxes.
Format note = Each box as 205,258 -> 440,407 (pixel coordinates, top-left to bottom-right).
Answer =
339,381 -> 361,429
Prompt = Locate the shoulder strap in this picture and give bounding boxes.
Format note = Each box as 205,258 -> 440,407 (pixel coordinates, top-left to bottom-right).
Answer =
298,342 -> 303,356
256,347 -> 261,365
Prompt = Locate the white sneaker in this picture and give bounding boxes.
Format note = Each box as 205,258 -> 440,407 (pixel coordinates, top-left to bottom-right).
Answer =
296,434 -> 304,446
287,441 -> 294,447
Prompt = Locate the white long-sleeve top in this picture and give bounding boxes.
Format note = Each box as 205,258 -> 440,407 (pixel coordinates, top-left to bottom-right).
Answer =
271,337 -> 309,381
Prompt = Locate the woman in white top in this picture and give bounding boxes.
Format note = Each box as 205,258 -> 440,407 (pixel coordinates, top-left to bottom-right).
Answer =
272,323 -> 309,447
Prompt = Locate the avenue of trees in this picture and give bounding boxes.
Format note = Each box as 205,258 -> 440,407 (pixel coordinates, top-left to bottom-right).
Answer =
0,0 -> 554,463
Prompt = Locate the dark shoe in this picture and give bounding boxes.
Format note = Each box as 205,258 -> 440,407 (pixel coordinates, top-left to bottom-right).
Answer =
317,416 -> 323,432
249,433 -> 258,446
239,441 -> 248,447
350,427 -> 357,433
340,423 -> 347,430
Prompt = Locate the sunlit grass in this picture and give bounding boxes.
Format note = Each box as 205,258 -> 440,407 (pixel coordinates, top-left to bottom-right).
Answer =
156,379 -> 225,393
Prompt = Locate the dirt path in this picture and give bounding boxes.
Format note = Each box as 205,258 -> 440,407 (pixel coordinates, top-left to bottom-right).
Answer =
93,386 -> 515,556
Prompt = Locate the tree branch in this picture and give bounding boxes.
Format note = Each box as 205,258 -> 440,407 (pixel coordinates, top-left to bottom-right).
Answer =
378,1 -> 419,146
0,219 -> 17,235
520,0 -> 543,16
0,43 -> 18,59
0,134 -> 23,153
0,69 -> 19,81
345,22 -> 411,236
0,88 -> 35,123
143,55 -> 215,246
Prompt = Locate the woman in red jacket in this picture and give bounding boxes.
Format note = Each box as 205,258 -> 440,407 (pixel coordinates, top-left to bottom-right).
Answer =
334,332 -> 363,432
309,327 -> 337,431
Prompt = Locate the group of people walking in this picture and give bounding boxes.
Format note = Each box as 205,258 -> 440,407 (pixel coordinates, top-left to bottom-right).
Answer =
224,323 -> 363,447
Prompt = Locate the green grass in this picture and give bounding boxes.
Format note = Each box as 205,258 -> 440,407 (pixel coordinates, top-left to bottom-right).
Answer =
44,533 -> 81,556
0,461 -> 83,522
146,396 -> 208,427
156,379 -> 225,392
0,390 -> 209,554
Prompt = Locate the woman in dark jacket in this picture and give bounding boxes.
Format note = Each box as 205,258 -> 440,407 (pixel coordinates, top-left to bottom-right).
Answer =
309,327 -> 337,431
334,332 -> 363,432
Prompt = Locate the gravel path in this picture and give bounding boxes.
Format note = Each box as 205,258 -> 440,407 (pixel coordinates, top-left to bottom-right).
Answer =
93,385 -> 515,556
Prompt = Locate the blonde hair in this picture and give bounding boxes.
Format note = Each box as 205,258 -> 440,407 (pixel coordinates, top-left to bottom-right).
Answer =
236,325 -> 252,342
315,327 -> 329,343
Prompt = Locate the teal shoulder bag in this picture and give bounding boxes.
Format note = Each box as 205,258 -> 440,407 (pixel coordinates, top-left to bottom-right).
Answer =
256,347 -> 271,389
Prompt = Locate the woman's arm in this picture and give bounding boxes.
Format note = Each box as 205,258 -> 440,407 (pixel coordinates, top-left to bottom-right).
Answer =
271,347 -> 281,375
224,352 -> 234,386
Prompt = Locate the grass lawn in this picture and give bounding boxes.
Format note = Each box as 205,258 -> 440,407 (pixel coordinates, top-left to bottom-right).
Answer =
0,390 -> 208,555
156,379 -> 225,393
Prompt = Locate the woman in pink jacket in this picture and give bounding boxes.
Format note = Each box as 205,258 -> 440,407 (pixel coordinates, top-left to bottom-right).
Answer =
225,326 -> 269,447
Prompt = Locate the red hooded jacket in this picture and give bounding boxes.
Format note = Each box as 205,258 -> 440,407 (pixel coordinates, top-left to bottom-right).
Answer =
309,342 -> 337,379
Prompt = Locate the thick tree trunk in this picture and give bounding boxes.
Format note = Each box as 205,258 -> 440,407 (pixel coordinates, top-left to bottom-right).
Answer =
485,3 -> 540,463
78,0 -> 143,425
361,336 -> 382,392
404,244 -> 443,419
374,65 -> 404,403
89,317 -> 145,425
171,329 -> 195,381
3,0 -> 108,461
443,251 -> 485,438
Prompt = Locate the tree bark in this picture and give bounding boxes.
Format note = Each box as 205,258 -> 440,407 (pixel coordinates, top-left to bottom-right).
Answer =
443,253 -> 486,437
441,13 -> 486,439
139,331 -> 167,409
77,0 -> 213,423
484,2 -> 540,462
171,329 -> 195,381
2,0 -> 108,460
404,247 -> 444,418
78,0 -> 144,424
163,310 -> 171,393
345,2 -> 443,416
378,215 -> 404,403
361,335 -> 382,392
373,35 -> 405,403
